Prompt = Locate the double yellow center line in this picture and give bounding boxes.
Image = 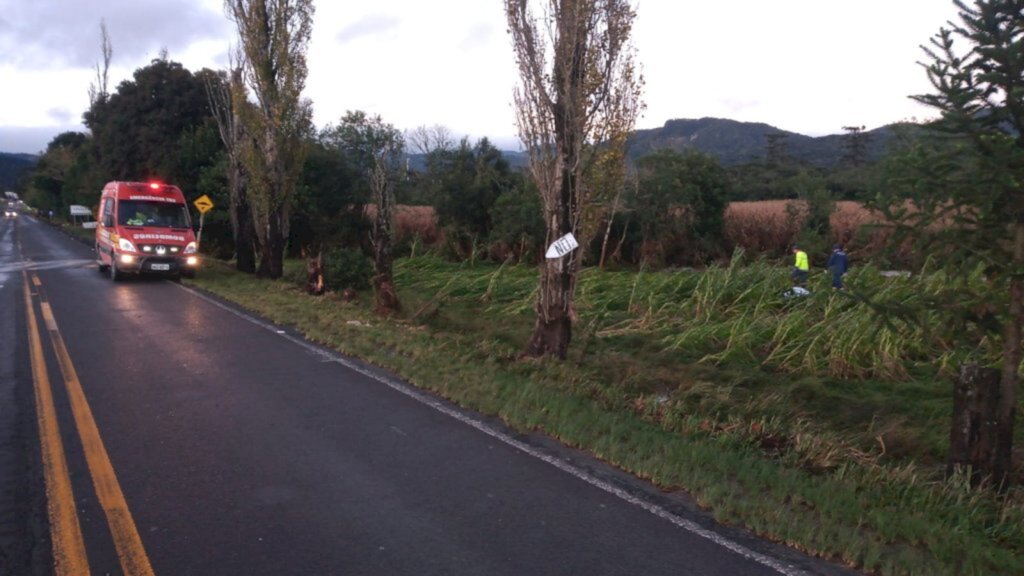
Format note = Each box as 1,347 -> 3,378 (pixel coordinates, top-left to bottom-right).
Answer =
23,271 -> 155,576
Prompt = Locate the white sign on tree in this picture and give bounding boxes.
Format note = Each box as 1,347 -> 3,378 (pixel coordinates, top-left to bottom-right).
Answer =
545,233 -> 579,259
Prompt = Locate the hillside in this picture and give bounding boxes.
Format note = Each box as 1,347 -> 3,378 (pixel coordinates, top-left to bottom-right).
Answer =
8,117 -> 904,186
627,117 -> 898,167
406,118 -> 903,171
0,152 -> 38,190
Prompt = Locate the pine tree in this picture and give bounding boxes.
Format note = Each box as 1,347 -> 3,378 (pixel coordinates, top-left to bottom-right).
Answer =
878,0 -> 1023,487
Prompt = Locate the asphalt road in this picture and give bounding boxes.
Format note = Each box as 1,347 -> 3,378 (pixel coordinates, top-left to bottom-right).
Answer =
0,214 -> 856,576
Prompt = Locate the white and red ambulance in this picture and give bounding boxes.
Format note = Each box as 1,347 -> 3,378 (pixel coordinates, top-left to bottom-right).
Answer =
95,181 -> 199,280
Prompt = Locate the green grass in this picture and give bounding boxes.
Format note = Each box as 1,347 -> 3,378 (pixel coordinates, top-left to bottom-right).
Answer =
53,221 -> 97,242
189,254 -> 1024,575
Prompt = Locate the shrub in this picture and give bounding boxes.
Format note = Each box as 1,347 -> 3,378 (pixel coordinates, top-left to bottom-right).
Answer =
323,247 -> 372,292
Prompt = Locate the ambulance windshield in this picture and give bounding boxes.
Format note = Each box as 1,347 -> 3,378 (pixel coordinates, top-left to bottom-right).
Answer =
118,200 -> 190,228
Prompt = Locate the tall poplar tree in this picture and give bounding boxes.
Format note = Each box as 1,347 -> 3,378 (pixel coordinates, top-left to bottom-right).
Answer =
205,63 -> 257,273
225,0 -> 314,278
505,0 -> 643,359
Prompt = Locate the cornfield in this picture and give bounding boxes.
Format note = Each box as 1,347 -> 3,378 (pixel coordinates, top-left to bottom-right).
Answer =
393,200 -> 898,260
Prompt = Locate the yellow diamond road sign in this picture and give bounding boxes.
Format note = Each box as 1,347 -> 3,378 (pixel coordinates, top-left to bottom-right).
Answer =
193,195 -> 214,214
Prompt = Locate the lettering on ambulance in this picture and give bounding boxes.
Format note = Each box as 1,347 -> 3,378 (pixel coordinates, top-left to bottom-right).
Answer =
134,234 -> 186,242
126,195 -> 178,203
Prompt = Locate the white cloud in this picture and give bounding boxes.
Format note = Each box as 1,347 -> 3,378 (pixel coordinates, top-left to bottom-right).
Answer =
0,0 -> 228,69
336,15 -> 402,45
0,0 -> 966,153
46,107 -> 75,124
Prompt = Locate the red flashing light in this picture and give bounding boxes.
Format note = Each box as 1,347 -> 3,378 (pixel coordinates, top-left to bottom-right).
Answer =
149,182 -> 161,190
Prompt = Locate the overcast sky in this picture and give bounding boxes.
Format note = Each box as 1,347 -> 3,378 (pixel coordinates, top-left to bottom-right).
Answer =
0,0 -> 964,155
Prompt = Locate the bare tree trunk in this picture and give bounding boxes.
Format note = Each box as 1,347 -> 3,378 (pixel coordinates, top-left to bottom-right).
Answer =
948,363 -> 1001,486
372,160 -> 401,316
526,164 -> 578,359
599,183 -> 624,268
230,172 -> 256,273
88,20 -> 112,107
256,207 -> 285,279
305,249 -> 324,295
994,221 -> 1023,489
228,88 -> 256,273
206,65 -> 257,273
526,254 -> 576,358
612,216 -> 630,262
599,219 -> 614,269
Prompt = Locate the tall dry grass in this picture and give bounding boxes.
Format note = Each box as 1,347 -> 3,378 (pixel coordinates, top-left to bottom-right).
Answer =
395,201 -> 896,260
364,204 -> 442,246
723,200 -> 888,255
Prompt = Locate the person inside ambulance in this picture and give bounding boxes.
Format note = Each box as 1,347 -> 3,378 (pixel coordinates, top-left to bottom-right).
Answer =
126,210 -> 149,226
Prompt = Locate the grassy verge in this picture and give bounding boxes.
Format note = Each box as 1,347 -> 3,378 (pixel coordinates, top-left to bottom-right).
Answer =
190,255 -> 1024,575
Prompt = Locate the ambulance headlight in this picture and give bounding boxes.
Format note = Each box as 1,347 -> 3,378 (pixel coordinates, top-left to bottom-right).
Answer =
120,254 -> 136,264
186,256 -> 199,266
117,238 -> 137,253
184,241 -> 197,255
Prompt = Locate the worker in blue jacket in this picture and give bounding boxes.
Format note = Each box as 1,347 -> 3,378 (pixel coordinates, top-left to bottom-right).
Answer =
826,244 -> 849,290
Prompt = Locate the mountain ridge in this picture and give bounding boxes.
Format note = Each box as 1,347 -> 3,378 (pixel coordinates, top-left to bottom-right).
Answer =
626,117 -> 898,167
3,117 -> 901,188
0,152 -> 38,191
409,117 -> 901,170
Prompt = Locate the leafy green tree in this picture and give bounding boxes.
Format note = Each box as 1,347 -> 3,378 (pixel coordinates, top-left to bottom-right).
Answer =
726,161 -> 826,201
874,0 -> 1023,487
488,177 -> 544,262
23,132 -> 91,214
634,150 -> 729,265
170,118 -> 225,202
428,137 -> 516,256
765,132 -> 790,166
323,111 -> 405,315
291,139 -> 365,252
83,58 -> 215,182
840,125 -> 871,168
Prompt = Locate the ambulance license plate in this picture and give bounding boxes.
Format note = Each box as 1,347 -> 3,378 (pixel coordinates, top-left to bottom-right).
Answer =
151,263 -> 170,271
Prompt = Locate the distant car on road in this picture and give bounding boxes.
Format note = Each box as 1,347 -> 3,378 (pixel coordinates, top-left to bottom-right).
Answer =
3,205 -> 16,218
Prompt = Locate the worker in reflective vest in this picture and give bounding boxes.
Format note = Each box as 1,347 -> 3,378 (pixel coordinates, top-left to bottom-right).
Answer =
791,244 -> 809,285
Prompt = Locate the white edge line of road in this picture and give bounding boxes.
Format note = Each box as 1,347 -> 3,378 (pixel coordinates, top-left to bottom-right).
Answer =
177,283 -> 813,576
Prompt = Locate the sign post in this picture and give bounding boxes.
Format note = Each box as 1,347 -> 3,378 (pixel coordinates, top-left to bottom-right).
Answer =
545,232 -> 579,259
192,195 -> 214,248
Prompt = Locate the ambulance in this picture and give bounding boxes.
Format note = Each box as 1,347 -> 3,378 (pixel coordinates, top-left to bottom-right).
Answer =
95,181 -> 199,280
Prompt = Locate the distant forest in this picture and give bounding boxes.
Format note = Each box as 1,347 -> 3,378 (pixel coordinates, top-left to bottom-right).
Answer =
0,152 -> 38,191
6,116 -> 896,191
402,117 -> 896,171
